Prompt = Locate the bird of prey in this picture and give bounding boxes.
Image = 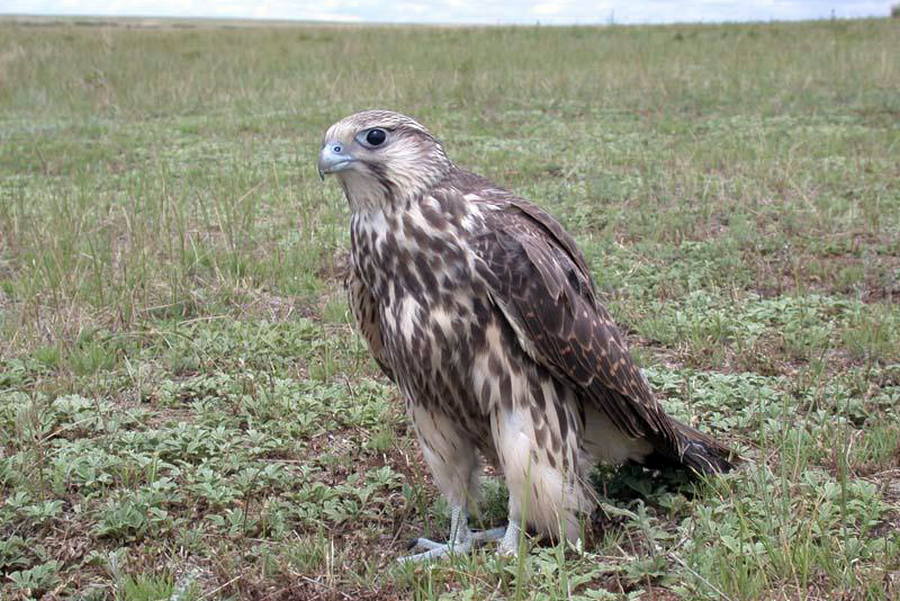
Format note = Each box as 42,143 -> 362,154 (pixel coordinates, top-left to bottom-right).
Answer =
318,110 -> 734,561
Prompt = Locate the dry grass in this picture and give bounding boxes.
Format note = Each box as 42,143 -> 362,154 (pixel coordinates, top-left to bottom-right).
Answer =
0,15 -> 897,601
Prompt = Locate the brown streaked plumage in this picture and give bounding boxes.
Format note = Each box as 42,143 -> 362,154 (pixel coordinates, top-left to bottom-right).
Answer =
318,109 -> 736,561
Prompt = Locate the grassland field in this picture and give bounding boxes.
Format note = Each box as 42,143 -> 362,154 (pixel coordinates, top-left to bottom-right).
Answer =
0,15 -> 897,601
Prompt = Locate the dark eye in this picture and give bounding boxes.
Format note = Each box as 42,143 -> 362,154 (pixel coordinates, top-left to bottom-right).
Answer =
365,128 -> 387,146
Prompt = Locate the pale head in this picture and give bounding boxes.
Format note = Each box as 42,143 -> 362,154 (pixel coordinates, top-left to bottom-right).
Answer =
318,110 -> 452,210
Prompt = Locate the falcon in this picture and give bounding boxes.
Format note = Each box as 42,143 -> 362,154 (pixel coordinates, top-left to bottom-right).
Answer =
317,110 -> 735,561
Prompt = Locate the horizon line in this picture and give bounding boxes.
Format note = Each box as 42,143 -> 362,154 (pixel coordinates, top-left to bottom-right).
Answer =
0,12 -> 892,27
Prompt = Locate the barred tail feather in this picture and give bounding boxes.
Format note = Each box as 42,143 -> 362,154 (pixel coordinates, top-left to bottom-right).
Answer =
671,418 -> 737,474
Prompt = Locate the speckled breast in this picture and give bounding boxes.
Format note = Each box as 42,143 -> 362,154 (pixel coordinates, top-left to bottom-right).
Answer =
349,200 -> 495,446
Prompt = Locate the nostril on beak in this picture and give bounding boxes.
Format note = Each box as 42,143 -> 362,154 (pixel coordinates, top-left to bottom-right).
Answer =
318,142 -> 353,178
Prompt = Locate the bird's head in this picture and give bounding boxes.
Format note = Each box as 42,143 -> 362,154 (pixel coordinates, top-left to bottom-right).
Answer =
318,110 -> 451,210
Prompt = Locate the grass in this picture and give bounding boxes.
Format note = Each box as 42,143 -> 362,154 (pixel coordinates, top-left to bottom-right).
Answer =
0,14 -> 897,601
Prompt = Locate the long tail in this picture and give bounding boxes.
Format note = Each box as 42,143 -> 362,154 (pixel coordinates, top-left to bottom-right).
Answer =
670,418 -> 737,474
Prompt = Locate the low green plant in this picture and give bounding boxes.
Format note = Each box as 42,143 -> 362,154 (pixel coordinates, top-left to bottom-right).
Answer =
0,15 -> 896,601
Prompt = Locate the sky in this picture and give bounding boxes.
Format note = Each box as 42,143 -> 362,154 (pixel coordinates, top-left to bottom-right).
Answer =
3,1 -> 895,25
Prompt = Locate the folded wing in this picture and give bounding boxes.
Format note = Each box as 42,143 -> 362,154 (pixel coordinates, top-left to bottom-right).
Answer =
470,195 -> 733,473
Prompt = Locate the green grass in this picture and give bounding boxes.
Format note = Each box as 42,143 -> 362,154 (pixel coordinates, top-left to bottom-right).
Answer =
1,15 -> 898,601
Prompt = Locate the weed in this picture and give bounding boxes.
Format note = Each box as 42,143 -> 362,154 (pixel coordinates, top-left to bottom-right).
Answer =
0,15 -> 897,601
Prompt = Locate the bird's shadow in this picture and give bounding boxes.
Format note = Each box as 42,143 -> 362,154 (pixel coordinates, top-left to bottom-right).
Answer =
587,462 -> 701,537
467,464 -> 700,547
591,462 -> 697,503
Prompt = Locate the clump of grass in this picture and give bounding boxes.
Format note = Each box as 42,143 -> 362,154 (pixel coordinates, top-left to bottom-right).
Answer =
0,15 -> 897,601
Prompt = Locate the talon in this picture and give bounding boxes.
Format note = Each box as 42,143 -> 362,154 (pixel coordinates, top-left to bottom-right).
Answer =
398,508 -> 515,562
470,526 -> 508,545
397,539 -> 473,563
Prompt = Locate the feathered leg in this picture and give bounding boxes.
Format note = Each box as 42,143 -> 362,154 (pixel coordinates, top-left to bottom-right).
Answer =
400,403 -> 505,562
490,379 -> 593,548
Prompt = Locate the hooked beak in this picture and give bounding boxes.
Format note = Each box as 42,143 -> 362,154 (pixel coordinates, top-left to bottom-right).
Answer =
317,142 -> 355,181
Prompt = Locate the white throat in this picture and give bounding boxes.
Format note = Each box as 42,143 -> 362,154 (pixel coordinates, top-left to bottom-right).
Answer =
339,160 -> 452,214
339,170 -> 391,213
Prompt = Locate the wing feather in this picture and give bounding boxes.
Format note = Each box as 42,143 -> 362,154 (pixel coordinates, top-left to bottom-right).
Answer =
470,196 -> 680,446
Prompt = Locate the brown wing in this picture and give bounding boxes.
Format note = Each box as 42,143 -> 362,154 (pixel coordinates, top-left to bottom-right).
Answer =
347,270 -> 395,382
469,194 -> 687,457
